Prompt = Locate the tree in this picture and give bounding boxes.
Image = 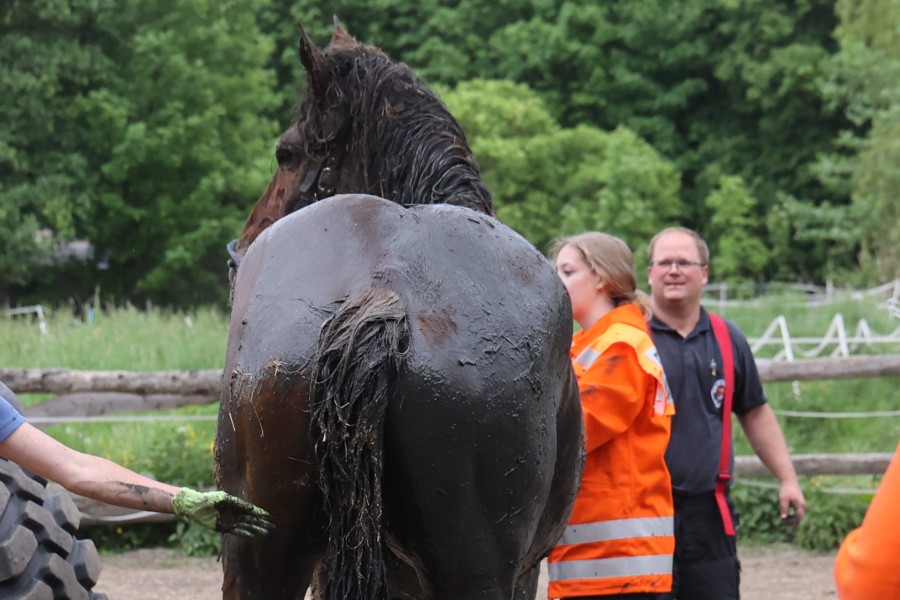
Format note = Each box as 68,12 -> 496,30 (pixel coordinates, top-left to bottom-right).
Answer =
1,0 -> 280,306
0,0 -> 105,297
439,80 -> 683,259
704,176 -> 769,283
821,0 -> 900,281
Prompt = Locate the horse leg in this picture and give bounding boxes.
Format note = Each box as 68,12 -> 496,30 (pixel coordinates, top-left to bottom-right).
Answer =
381,363 -> 582,600
217,374 -> 325,599
382,478 -> 523,599
221,536 -> 320,600
379,420 -> 543,597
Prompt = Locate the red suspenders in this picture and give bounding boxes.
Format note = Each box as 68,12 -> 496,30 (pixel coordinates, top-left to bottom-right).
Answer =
709,312 -> 736,536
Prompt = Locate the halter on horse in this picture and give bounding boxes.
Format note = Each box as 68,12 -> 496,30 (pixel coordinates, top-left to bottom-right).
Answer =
217,21 -> 583,600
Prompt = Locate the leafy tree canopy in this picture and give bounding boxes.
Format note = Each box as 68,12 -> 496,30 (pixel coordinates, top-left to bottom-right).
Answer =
440,80 -> 683,263
1,0 -> 279,306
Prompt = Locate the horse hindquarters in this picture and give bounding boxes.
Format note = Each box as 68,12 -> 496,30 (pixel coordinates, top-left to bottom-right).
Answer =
310,287 -> 410,600
378,334 -> 583,600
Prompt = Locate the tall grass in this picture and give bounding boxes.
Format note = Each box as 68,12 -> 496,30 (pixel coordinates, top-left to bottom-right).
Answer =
0,303 -> 229,370
1,303 -> 229,475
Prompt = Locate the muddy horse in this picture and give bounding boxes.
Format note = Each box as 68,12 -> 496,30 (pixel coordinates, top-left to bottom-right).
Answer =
216,22 -> 584,600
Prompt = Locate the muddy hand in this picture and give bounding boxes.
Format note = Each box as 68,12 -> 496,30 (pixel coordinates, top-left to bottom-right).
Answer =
172,488 -> 274,537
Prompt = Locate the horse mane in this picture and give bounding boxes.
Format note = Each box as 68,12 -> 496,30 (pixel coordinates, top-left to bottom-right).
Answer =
296,25 -> 493,214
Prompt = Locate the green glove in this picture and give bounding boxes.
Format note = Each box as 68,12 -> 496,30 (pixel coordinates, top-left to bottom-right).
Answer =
172,488 -> 274,537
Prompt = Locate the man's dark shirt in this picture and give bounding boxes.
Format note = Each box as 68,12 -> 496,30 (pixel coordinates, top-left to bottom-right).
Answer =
650,307 -> 767,495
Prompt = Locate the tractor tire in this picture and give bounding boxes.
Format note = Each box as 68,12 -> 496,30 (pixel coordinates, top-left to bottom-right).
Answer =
0,382 -> 106,599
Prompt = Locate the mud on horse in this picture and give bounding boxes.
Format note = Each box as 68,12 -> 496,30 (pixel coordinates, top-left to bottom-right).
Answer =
217,20 -> 584,600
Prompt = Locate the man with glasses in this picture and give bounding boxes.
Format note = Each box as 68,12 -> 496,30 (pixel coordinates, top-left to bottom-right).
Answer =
646,227 -> 806,599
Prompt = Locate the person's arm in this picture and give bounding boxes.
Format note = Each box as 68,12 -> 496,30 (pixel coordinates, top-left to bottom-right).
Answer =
0,421 -> 273,536
579,343 -> 648,453
737,404 -> 806,520
834,441 -> 900,599
2,421 -> 179,511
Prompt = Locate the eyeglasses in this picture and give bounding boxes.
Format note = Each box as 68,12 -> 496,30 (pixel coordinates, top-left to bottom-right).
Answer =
650,259 -> 706,271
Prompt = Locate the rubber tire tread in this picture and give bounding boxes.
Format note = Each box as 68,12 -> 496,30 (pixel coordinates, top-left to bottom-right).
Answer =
0,450 -> 106,598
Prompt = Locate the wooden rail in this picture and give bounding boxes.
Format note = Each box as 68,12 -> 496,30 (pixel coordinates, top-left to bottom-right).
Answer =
735,453 -> 893,477
755,354 -> 900,381
3,353 -> 900,399
1,355 -> 899,423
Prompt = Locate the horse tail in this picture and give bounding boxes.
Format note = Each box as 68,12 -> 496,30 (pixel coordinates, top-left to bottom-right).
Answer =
310,287 -> 409,600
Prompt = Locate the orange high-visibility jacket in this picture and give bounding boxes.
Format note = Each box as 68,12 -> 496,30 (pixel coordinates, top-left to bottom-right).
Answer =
548,304 -> 675,598
833,440 -> 900,599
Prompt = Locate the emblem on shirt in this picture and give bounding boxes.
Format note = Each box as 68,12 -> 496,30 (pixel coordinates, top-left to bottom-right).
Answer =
710,378 -> 726,410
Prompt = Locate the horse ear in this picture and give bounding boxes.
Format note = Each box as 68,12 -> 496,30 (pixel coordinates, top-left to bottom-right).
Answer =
330,16 -> 358,50
298,23 -> 329,96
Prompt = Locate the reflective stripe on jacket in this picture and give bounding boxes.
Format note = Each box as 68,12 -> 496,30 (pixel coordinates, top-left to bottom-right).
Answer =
548,304 -> 675,598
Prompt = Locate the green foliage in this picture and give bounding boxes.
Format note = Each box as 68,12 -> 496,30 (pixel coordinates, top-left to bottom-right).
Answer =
819,0 -> 900,281
0,303 -> 229,371
793,489 -> 869,551
0,1 -> 104,292
421,1 -> 843,265
168,521 -> 220,557
439,80 -> 682,257
4,0 -> 896,303
733,483 -> 871,551
554,127 -> 683,267
84,522 -> 178,554
285,1 -> 850,283
1,0 -> 280,307
732,485 -> 794,544
704,176 -> 770,283
163,455 -> 226,556
138,424 -> 216,490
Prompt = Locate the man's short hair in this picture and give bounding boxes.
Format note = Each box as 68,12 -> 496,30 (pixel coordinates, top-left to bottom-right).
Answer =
648,227 -> 710,265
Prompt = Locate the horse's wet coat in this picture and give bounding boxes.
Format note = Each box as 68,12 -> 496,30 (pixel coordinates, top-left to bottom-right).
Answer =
217,22 -> 583,600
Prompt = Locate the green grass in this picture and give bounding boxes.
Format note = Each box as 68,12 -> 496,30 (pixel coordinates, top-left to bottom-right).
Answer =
714,292 -> 900,455
0,303 -> 229,370
1,303 -> 227,473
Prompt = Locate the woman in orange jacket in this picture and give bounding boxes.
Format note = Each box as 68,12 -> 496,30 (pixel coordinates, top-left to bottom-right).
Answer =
833,440 -> 900,599
549,232 -> 675,600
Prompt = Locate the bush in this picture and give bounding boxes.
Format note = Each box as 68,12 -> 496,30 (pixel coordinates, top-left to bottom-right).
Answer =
84,522 -> 178,554
732,484 -> 794,544
733,481 -> 871,551
138,424 -> 216,490
793,490 -> 869,552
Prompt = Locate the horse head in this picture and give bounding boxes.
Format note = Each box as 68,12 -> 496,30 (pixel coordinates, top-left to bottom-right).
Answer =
231,19 -> 492,264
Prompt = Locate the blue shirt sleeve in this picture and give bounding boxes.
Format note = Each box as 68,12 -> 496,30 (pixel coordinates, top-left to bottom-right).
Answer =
0,394 -> 26,442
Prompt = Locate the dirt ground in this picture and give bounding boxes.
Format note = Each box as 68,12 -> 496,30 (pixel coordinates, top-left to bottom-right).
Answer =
94,543 -> 837,599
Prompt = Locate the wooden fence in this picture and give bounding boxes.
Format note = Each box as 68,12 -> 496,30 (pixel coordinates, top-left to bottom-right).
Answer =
2,354 -> 899,524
